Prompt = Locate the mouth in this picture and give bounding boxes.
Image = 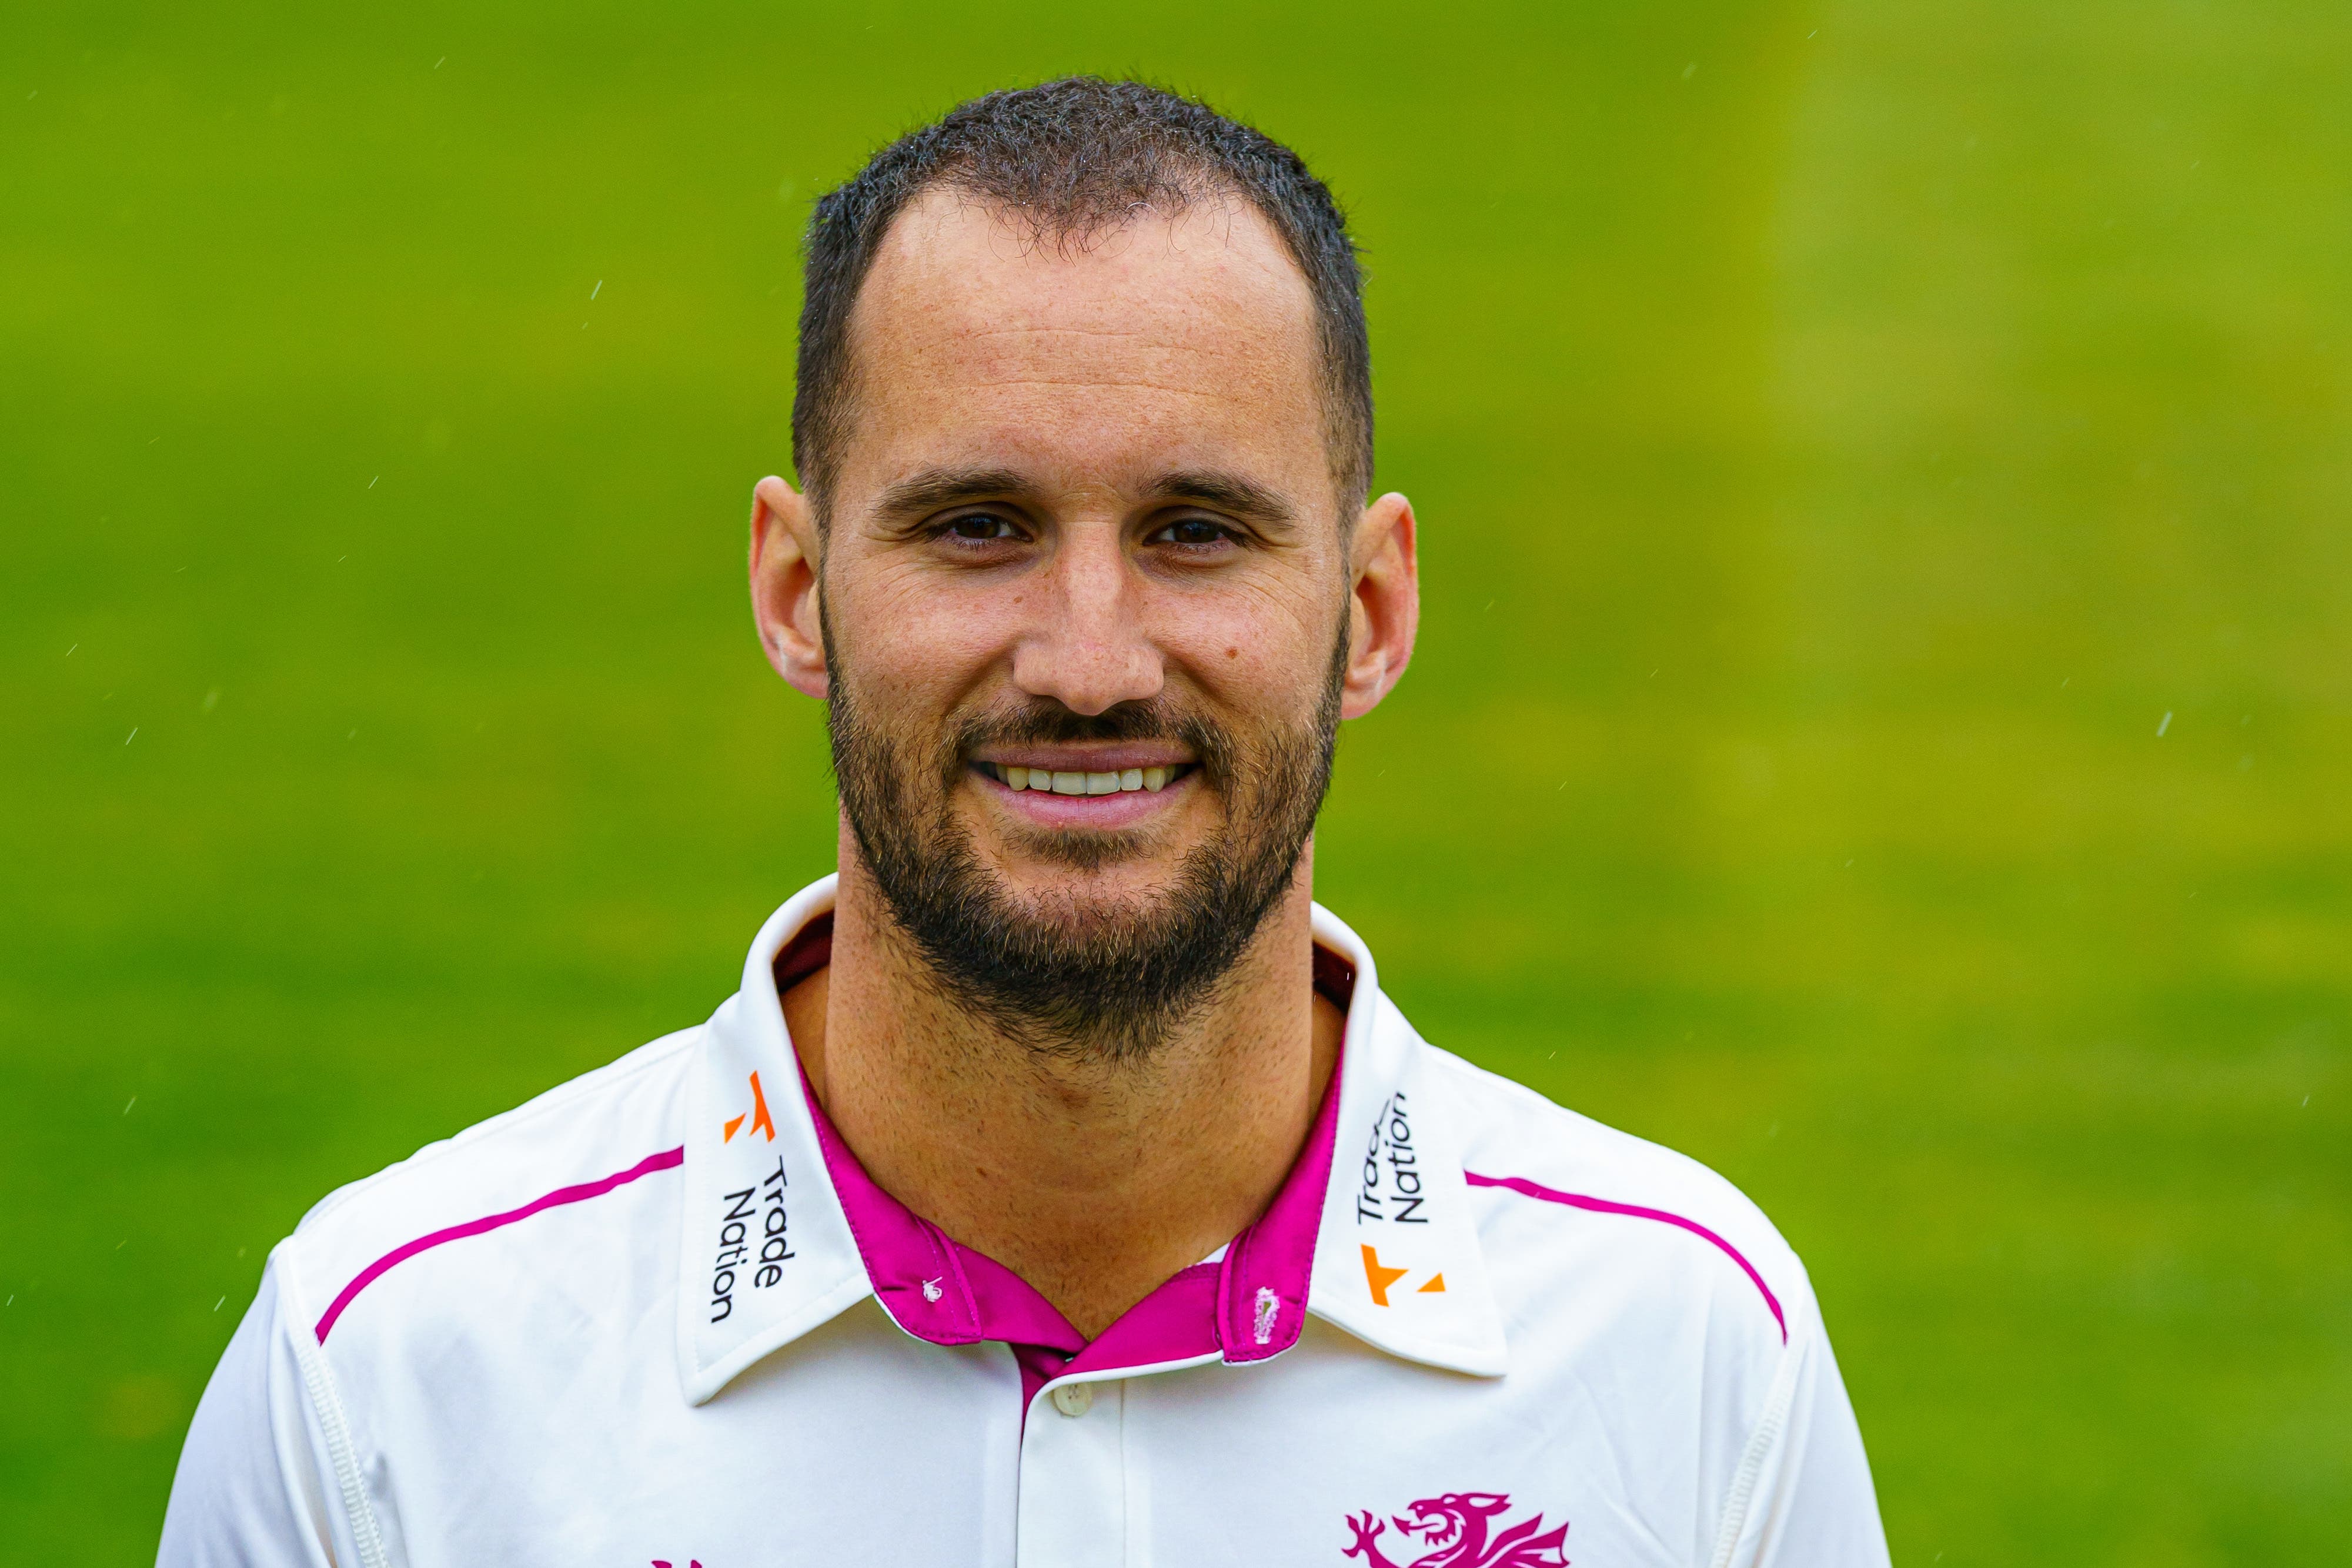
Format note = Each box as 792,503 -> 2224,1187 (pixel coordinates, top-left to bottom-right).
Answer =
1405,1511 -> 1456,1544
973,760 -> 1200,797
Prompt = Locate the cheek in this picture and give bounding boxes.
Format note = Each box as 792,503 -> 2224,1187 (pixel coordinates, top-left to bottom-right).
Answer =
1164,582 -> 1341,715
837,564 -> 1018,700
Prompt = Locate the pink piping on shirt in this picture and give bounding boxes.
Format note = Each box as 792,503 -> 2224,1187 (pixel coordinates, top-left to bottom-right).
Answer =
312,1145 -> 686,1343
1464,1171 -> 1788,1343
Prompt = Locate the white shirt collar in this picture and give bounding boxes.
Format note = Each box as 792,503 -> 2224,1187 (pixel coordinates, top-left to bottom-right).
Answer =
677,876 -> 1505,1405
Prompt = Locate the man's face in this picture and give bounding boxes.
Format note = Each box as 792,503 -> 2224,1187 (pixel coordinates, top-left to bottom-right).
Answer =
769,189 -> 1403,1051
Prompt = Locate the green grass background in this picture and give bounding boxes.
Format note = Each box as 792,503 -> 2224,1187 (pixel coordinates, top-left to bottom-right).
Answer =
5,1 -> 2347,1560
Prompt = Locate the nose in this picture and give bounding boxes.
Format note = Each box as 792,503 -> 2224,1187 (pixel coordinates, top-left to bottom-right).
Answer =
1010,524 -> 1164,716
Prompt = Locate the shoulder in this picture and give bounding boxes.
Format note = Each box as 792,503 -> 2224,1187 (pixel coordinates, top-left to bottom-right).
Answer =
1424,1042 -> 1811,1355
270,1024 -> 702,1355
1419,1042 -> 1887,1567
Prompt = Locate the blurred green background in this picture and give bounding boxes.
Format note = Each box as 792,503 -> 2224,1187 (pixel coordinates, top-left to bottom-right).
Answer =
4,0 -> 2347,1560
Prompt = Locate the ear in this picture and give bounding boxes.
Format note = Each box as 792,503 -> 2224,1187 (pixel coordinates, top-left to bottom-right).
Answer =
1340,491 -> 1419,720
749,474 -> 828,700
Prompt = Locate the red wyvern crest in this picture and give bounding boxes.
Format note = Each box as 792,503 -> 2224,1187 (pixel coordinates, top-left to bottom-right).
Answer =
1342,1492 -> 1568,1568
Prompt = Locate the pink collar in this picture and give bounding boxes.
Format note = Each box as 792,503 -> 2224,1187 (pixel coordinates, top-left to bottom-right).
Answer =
793,1005 -> 1343,1396
681,877 -> 1511,1409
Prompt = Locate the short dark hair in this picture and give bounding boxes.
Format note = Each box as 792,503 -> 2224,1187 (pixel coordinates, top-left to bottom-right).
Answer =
792,76 -> 1372,522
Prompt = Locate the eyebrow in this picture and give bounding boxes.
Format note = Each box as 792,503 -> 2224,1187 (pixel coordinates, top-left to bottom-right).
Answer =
1141,469 -> 1298,529
868,465 -> 1302,531
871,466 -> 1033,520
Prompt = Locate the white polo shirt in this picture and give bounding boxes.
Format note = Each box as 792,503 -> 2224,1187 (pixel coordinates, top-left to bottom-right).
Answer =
162,876 -> 1889,1567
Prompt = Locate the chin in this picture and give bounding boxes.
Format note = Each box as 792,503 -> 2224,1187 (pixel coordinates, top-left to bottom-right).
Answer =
994,857 -> 1186,914
973,833 -> 1181,902
991,823 -> 1176,881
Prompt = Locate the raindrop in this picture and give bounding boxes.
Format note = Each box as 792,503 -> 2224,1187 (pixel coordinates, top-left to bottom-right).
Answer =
2156,711 -> 2172,737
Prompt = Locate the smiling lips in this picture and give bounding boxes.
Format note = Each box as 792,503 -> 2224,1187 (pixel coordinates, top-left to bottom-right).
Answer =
975,761 -> 1195,797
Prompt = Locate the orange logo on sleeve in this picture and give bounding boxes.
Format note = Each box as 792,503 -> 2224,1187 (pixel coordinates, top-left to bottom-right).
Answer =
722,1070 -> 777,1144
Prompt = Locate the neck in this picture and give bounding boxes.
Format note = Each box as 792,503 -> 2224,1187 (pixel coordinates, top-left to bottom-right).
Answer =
781,825 -> 1343,1338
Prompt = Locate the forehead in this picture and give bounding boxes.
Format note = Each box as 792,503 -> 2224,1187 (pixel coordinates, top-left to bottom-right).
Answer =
838,186 -> 1328,501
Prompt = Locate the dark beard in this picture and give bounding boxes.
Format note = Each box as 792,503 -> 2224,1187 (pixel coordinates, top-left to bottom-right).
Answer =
825,628 -> 1347,1062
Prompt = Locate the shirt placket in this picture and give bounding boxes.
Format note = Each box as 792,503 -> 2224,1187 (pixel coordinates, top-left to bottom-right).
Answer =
1017,1375 -> 1131,1568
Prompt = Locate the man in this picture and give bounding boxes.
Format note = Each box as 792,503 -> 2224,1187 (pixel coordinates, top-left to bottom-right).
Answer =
163,78 -> 1889,1567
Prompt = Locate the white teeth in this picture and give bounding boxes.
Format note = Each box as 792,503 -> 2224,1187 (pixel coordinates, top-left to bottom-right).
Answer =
1004,764 -> 1181,796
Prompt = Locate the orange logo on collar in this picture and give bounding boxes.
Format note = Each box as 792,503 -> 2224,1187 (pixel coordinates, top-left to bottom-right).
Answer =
723,1070 -> 777,1144
1360,1243 -> 1445,1306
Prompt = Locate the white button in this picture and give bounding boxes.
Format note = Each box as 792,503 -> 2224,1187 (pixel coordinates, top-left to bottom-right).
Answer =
1049,1381 -> 1094,1418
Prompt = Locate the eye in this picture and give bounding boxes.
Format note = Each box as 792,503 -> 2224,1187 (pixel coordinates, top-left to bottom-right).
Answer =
940,511 -> 1023,543
1150,516 -> 1238,550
